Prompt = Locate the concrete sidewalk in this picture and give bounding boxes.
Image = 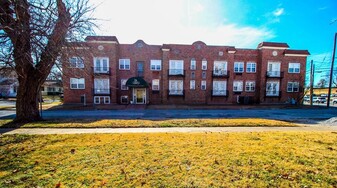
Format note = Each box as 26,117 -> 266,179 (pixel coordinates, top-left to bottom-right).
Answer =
1,125 -> 337,135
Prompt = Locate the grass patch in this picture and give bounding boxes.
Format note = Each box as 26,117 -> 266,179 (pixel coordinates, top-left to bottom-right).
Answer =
0,118 -> 297,128
1,132 -> 337,187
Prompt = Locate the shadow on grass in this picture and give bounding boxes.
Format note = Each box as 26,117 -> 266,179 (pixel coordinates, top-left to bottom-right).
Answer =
0,117 -> 305,129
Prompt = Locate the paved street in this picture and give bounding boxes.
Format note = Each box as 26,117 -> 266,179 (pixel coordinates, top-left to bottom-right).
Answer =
1,108 -> 337,125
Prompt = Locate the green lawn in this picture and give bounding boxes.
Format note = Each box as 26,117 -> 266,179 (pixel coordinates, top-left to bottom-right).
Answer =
1,132 -> 337,187
0,118 -> 298,128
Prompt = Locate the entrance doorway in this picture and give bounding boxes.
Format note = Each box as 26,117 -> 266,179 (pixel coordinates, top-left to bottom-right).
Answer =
133,88 -> 146,104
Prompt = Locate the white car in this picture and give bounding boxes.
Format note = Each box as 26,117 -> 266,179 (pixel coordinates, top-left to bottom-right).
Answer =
313,97 -> 327,103
333,98 -> 337,105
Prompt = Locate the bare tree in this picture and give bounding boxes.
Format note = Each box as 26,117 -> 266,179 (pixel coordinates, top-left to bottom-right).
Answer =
316,78 -> 327,88
0,0 -> 96,123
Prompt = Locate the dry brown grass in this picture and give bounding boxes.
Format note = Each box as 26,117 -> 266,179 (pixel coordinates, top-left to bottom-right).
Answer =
1,132 -> 337,187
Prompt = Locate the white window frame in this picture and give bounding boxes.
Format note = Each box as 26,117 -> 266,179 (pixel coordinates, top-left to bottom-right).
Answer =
234,62 -> 244,73
169,60 -> 184,75
169,80 -> 184,95
94,96 -> 100,104
121,79 -> 128,90
201,80 -> 206,90
213,61 -> 228,76
190,59 -> 196,70
202,59 -> 207,70
246,62 -> 256,73
119,59 -> 131,70
190,80 -> 195,90
152,79 -> 160,90
212,81 -> 227,96
233,81 -> 243,92
94,79 -> 110,94
266,81 -> 280,96
94,57 -> 109,73
287,82 -> 299,92
288,63 -> 300,73
150,60 -> 162,71
70,78 -> 85,89
94,96 -> 110,104
69,57 -> 84,68
104,96 -> 110,104
245,81 -> 256,92
267,61 -> 281,77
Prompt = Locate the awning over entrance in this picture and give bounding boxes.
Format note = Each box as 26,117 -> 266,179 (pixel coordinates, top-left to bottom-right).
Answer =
126,77 -> 149,88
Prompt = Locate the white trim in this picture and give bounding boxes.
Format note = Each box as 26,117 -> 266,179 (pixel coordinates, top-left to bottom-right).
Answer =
119,59 -> 131,70
87,41 -> 117,43
150,60 -> 162,71
94,96 -> 100,104
93,57 -> 109,73
152,79 -> 160,90
201,80 -> 206,90
70,78 -> 85,89
284,54 -> 309,57
133,88 -> 146,104
104,96 -> 110,104
62,47 -> 90,50
228,51 -> 236,54
259,46 -> 288,50
162,49 -> 170,52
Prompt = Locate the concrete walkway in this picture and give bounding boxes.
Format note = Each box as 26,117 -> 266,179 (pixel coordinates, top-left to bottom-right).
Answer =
1,125 -> 337,135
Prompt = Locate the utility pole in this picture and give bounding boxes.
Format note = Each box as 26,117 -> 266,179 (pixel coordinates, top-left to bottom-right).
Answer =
310,60 -> 314,106
327,33 -> 337,107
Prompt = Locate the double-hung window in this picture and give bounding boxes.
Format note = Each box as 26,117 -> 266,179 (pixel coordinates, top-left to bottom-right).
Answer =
190,59 -> 196,70
70,78 -> 85,89
246,62 -> 256,73
202,59 -> 207,70
288,63 -> 300,73
201,80 -> 206,90
121,79 -> 128,90
245,81 -> 255,92
169,80 -> 183,95
119,59 -> 130,70
234,62 -> 244,73
94,57 -> 109,73
287,82 -> 299,92
152,79 -> 160,90
69,57 -> 84,68
190,80 -> 195,90
150,60 -> 161,71
233,81 -> 243,92
169,60 -> 184,75
212,81 -> 227,96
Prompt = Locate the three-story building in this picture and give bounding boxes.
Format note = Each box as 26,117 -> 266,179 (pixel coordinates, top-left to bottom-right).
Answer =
62,36 -> 309,105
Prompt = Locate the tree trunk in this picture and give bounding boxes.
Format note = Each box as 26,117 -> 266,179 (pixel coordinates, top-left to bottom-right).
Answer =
15,76 -> 42,122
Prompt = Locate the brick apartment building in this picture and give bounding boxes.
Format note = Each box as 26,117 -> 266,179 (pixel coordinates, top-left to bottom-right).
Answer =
62,36 -> 309,106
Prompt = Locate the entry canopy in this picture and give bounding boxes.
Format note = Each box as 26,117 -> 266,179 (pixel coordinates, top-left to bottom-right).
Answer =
126,77 -> 149,88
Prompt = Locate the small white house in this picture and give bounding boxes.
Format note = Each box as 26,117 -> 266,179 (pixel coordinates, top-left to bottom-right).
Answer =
0,79 -> 18,98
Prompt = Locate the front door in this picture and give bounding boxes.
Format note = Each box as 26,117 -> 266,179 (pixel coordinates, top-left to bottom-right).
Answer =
134,88 -> 146,104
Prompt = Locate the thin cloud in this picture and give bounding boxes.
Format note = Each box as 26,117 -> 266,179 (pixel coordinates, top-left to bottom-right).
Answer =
92,0 -> 274,48
273,8 -> 284,17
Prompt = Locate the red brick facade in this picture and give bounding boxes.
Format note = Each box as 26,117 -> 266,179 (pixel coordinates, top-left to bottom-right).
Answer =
62,36 -> 309,105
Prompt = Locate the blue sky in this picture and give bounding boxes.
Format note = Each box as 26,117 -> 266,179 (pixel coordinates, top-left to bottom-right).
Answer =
92,0 -> 337,86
